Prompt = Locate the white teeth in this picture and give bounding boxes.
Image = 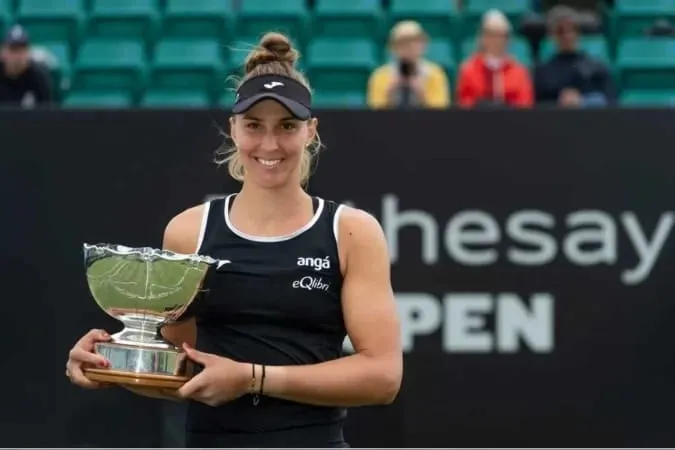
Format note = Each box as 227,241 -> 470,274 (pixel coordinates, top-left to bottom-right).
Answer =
256,158 -> 281,167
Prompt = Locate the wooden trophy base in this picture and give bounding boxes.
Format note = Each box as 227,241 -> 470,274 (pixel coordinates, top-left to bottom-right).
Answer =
84,367 -> 189,390
82,341 -> 194,396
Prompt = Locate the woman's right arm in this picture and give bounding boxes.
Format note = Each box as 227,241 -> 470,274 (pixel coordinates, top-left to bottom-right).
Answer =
160,204 -> 205,348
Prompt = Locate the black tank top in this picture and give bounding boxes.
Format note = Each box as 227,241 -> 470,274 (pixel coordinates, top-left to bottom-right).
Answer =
185,194 -> 348,447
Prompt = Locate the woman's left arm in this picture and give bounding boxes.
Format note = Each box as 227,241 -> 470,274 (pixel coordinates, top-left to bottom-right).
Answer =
261,208 -> 403,406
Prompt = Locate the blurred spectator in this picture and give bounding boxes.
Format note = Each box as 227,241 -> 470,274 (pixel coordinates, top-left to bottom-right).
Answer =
534,6 -> 615,107
367,21 -> 450,109
0,25 -> 53,108
456,10 -> 534,108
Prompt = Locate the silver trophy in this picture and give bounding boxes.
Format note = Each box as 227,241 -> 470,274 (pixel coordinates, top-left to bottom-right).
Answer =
81,243 -> 216,390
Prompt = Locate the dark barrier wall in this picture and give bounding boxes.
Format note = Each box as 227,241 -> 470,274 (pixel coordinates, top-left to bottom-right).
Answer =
2,109 -> 675,448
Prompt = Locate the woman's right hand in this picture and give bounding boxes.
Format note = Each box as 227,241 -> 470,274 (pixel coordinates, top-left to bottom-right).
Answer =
65,328 -> 112,389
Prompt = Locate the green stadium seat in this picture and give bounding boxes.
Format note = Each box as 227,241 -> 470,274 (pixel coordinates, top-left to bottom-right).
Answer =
226,36 -> 307,79
313,0 -> 384,40
306,38 -> 377,92
87,0 -> 159,47
461,0 -> 531,39
426,39 -> 456,86
621,89 -> 675,106
63,90 -> 133,108
426,40 -> 456,71
73,39 -> 147,95
389,0 -> 458,40
540,36 -> 610,63
34,41 -> 71,70
0,0 -> 11,38
616,38 -> 675,90
236,0 -> 310,47
612,0 -> 675,38
151,39 -> 225,101
141,89 -> 211,108
461,36 -> 532,66
16,0 -> 85,52
226,38 -> 254,78
33,41 -> 72,97
219,90 -> 236,108
313,91 -> 366,108
163,0 -> 234,42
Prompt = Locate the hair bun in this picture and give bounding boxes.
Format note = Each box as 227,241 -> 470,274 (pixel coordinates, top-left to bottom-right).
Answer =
244,32 -> 299,74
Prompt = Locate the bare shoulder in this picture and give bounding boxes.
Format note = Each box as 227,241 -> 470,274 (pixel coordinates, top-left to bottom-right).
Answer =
163,204 -> 206,254
339,206 -> 383,236
337,206 -> 389,259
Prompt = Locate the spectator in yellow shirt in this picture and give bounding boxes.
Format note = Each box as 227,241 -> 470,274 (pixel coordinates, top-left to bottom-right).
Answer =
367,21 -> 450,109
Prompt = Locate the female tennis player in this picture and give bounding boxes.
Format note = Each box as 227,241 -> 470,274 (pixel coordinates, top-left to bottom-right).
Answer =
65,32 -> 403,448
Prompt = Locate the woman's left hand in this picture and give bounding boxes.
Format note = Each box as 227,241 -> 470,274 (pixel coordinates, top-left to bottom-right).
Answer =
177,343 -> 251,407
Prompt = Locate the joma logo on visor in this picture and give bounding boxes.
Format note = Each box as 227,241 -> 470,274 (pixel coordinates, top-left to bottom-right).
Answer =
264,81 -> 284,89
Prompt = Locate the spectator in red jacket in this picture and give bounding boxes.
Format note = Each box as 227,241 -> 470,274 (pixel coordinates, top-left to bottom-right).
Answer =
457,10 -> 534,108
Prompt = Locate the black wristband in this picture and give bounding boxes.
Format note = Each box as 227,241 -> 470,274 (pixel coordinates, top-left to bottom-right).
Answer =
252,363 -> 261,406
259,365 -> 266,397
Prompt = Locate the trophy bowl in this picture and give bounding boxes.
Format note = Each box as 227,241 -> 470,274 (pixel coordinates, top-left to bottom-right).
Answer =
81,243 -> 216,390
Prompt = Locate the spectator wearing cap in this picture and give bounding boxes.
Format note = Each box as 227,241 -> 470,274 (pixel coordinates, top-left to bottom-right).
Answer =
456,9 -> 534,108
0,25 -> 53,108
534,6 -> 615,107
367,20 -> 450,109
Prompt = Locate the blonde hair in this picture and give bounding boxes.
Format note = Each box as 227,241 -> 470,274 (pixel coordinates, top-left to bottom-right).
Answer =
216,32 -> 321,187
389,20 -> 428,44
481,9 -> 512,34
